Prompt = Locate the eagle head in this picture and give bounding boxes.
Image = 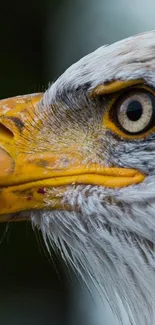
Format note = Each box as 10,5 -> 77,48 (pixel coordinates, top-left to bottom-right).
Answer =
1,30 -> 155,325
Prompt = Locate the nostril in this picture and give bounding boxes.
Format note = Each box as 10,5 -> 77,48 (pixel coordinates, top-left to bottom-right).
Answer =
0,123 -> 14,139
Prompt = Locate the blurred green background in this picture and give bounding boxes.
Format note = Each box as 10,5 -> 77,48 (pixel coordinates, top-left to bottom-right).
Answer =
0,0 -> 155,324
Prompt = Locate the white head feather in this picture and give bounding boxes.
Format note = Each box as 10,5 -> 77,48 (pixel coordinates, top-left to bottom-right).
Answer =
28,31 -> 155,325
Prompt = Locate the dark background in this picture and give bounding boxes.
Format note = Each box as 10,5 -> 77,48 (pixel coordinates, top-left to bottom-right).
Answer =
0,1 -> 155,324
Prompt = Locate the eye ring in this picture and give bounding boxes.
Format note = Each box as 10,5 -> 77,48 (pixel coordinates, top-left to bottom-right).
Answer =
112,90 -> 155,135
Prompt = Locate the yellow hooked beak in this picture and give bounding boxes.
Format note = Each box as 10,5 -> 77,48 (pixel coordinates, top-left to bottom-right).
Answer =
0,93 -> 145,219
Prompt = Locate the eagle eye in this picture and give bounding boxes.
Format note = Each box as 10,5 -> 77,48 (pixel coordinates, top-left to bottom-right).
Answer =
114,91 -> 155,135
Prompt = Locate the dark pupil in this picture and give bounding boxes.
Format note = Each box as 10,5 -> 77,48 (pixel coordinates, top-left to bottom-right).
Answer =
126,100 -> 143,121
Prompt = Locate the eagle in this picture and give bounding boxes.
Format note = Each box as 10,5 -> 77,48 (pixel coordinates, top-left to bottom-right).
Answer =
0,30 -> 155,325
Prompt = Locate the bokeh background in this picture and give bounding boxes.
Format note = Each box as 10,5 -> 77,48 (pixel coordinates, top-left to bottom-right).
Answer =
0,0 -> 155,324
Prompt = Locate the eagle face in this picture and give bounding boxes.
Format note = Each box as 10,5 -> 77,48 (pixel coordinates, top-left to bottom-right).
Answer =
1,31 -> 155,325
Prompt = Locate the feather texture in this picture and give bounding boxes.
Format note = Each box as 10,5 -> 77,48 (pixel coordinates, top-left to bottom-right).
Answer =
26,31 -> 155,324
